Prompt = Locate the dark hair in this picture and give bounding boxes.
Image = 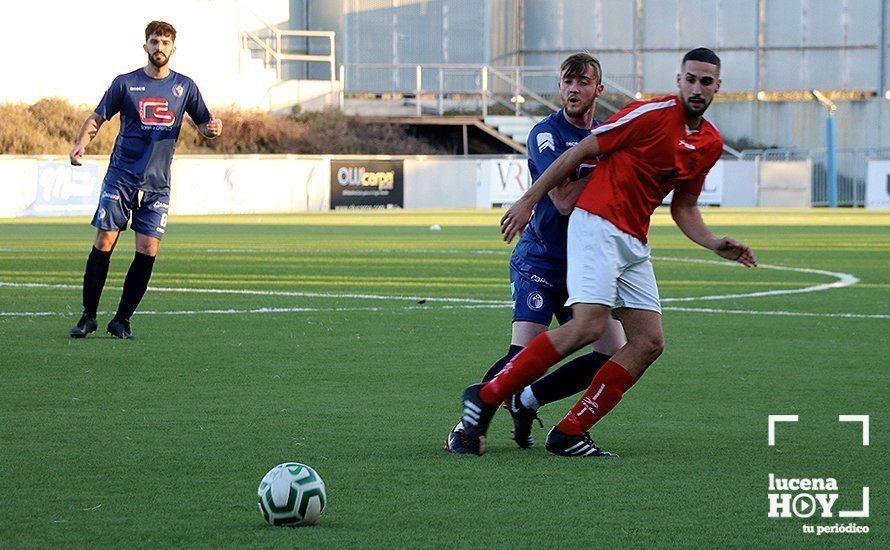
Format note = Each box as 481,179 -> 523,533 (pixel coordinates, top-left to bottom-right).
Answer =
145,21 -> 177,42
560,52 -> 602,84
682,48 -> 720,71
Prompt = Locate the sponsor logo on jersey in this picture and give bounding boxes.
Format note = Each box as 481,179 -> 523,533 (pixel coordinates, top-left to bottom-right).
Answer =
678,139 -> 696,150
138,97 -> 176,127
526,291 -> 545,311
536,132 -> 555,153
129,86 -> 146,91
172,83 -> 184,98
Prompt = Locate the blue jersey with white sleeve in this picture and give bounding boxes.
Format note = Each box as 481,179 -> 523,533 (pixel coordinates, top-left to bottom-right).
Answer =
95,68 -> 211,192
511,110 -> 598,272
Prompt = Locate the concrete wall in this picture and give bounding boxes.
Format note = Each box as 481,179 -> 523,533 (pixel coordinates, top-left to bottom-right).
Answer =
1,155 -> 770,219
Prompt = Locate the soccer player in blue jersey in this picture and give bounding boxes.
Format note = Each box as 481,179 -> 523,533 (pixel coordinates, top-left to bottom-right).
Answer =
68,21 -> 222,339
447,53 -> 626,452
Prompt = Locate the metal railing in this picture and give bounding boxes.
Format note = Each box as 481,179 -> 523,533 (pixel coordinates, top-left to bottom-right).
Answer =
339,64 -> 638,117
740,148 -> 890,206
239,7 -> 336,82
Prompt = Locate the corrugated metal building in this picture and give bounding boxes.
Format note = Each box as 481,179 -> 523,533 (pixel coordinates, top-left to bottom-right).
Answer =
290,0 -> 890,149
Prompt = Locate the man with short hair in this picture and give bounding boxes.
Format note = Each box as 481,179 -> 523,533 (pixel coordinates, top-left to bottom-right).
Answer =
453,48 -> 756,457
68,20 -> 222,339
447,53 -> 626,453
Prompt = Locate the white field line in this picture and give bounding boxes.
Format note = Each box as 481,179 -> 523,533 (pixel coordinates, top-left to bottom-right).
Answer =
663,306 -> 890,320
0,258 -> 880,319
0,282 -> 507,305
0,303 -> 508,318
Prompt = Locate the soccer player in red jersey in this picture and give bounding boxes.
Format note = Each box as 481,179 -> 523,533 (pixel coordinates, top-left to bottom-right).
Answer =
451,48 -> 757,457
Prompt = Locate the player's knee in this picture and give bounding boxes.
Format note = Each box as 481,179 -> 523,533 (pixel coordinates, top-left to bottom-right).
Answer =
566,320 -> 604,347
93,233 -> 117,252
643,333 -> 665,362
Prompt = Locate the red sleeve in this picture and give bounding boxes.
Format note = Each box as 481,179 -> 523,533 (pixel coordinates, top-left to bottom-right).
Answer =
676,142 -> 722,197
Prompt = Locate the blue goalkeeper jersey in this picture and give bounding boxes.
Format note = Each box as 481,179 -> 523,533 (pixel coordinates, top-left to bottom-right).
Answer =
95,68 -> 211,192
511,110 -> 599,272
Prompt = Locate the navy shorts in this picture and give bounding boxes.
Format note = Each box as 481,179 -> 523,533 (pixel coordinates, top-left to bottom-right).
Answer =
509,260 -> 572,326
91,179 -> 169,240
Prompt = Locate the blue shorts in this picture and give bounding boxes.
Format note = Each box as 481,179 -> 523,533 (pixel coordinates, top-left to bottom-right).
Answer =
91,179 -> 169,240
509,260 -> 572,326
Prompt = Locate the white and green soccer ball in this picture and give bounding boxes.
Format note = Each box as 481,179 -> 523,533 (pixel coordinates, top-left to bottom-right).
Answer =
257,462 -> 326,527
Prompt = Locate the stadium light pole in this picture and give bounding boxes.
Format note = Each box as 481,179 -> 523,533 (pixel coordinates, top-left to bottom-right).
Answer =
811,89 -> 837,208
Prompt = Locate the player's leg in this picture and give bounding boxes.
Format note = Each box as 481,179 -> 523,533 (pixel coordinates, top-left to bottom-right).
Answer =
547,234 -> 662,457
518,315 -> 625,412
70,181 -> 131,338
447,266 -> 551,452
452,209 -> 620,455
479,321 -> 543,382
108,193 -> 167,339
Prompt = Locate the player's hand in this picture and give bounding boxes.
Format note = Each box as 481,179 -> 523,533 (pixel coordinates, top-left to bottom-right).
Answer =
713,237 -> 757,267
69,143 -> 85,166
500,196 -> 534,243
204,115 -> 223,138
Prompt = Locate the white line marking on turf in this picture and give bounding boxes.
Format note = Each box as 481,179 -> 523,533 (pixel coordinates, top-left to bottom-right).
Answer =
0,281 -> 507,305
662,307 -> 890,319
0,258 -> 881,319
0,304 -> 509,318
655,257 -> 859,303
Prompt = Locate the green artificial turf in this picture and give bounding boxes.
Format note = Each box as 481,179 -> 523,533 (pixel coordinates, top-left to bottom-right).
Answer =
0,209 -> 887,547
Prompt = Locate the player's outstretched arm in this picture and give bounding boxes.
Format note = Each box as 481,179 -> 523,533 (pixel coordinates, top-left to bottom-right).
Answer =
671,189 -> 757,267
69,113 -> 105,166
197,115 -> 223,139
501,135 -> 601,242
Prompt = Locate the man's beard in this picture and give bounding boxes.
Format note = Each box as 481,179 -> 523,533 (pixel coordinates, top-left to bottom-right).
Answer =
148,52 -> 169,68
682,96 -> 711,117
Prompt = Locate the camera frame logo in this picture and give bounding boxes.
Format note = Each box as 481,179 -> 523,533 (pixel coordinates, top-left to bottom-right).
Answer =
767,415 -> 870,536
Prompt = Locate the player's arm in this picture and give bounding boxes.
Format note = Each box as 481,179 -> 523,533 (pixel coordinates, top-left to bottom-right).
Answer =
501,135 -> 601,242
69,112 -> 106,166
548,177 -> 589,215
670,189 -> 757,267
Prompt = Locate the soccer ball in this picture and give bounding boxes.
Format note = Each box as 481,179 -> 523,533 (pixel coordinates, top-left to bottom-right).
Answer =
257,462 -> 327,527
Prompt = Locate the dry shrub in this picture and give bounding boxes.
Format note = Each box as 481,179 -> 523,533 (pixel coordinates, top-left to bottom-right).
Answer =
0,99 -> 448,155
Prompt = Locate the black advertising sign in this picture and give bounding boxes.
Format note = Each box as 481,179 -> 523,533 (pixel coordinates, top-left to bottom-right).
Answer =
330,159 -> 404,209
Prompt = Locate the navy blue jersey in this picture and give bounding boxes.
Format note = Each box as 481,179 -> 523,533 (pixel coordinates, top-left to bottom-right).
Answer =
511,110 -> 598,272
95,69 -> 211,192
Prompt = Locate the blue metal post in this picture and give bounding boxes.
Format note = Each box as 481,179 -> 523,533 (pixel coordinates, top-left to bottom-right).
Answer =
826,113 -> 837,208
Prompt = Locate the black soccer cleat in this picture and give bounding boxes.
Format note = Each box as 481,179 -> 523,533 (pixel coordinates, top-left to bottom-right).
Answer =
69,313 -> 98,338
545,426 -> 619,458
444,421 -> 464,453
107,318 -> 135,340
507,393 -> 543,449
449,383 -> 498,455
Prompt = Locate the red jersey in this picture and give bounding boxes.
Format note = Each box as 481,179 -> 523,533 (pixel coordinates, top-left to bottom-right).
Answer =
574,95 -> 723,242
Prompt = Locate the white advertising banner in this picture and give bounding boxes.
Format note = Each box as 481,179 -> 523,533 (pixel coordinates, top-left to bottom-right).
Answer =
0,159 -> 105,218
481,158 -> 531,206
170,157 -> 327,215
865,161 -> 890,209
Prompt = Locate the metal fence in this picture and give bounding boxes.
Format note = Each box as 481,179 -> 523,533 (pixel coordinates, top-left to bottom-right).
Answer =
742,148 -> 890,207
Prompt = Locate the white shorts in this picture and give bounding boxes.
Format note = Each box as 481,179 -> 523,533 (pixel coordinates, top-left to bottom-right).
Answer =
565,209 -> 661,314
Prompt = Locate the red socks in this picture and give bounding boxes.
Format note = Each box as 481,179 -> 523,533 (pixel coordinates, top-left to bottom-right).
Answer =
557,360 -> 636,435
479,333 -> 563,405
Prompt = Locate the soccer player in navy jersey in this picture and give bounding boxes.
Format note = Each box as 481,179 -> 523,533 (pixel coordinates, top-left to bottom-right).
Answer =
447,53 -> 627,452
68,21 -> 222,339
455,48 -> 756,457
